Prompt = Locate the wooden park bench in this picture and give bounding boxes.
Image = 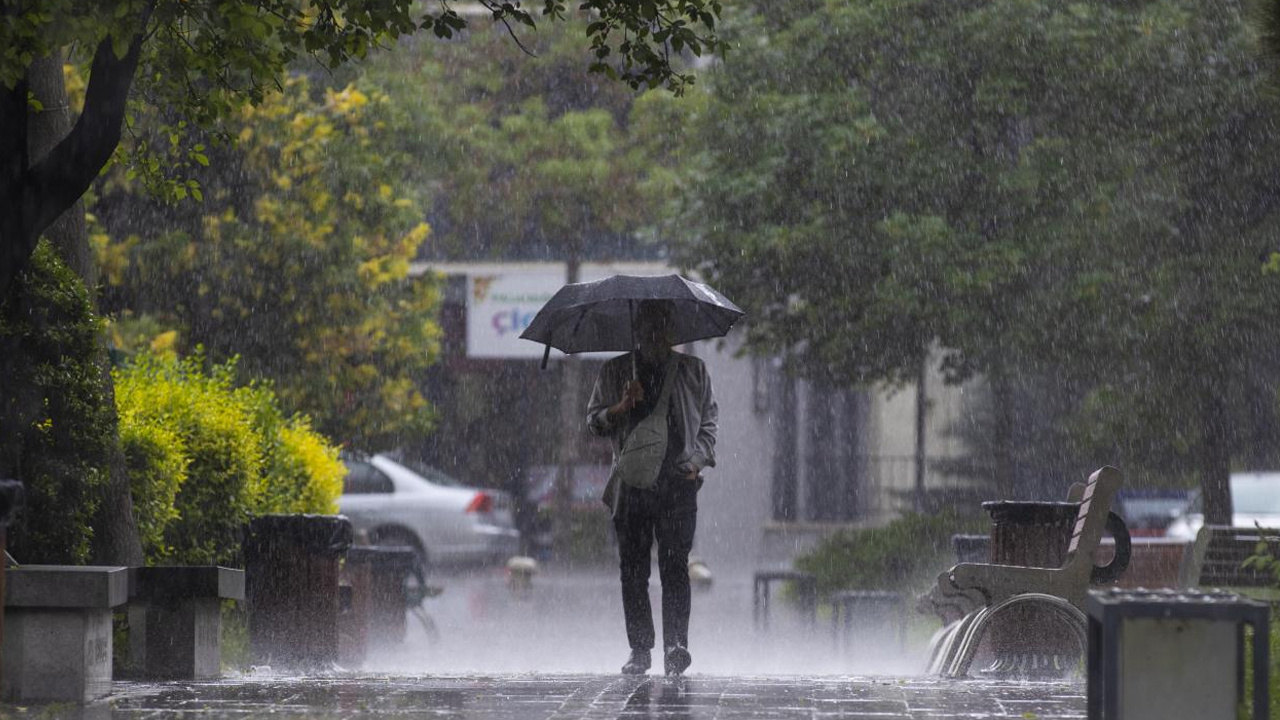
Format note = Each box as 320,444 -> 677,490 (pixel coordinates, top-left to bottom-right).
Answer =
1178,524 -> 1280,600
926,466 -> 1130,677
916,482 -> 1096,627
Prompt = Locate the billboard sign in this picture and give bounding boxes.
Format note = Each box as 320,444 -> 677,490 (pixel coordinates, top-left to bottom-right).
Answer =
469,269 -> 633,360
464,263 -> 677,359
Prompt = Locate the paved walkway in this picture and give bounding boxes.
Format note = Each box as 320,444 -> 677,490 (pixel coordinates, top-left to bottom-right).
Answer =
95,673 -> 1085,720
3,569 -> 1088,719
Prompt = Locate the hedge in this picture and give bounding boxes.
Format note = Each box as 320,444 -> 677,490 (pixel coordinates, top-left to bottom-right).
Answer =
115,351 -> 345,566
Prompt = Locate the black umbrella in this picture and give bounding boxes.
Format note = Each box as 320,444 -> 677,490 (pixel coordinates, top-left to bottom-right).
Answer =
519,274 -> 745,369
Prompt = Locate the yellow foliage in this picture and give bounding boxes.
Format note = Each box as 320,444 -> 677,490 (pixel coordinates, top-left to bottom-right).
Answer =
327,84 -> 370,116
271,423 -> 346,514
100,68 -> 441,451
90,230 -> 135,286
150,330 -> 179,357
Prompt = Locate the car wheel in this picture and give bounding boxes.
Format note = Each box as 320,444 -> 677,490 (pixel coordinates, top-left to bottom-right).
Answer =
368,526 -> 432,606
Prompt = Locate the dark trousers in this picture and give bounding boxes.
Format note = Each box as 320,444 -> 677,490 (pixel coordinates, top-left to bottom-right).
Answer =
614,473 -> 698,652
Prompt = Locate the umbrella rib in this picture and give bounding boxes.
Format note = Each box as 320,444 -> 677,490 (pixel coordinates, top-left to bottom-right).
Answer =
697,300 -> 732,341
568,307 -> 590,346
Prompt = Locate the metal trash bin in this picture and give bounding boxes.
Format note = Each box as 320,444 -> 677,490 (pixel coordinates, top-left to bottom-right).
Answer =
244,514 -> 352,669
1086,587 -> 1269,720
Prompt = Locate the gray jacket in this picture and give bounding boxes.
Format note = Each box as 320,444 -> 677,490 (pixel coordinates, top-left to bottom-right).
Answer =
586,351 -> 719,509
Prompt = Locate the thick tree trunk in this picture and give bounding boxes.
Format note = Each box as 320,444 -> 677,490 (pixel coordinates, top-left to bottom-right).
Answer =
24,54 -> 143,567
0,27 -> 148,297
990,365 -> 1017,500
26,54 -> 93,288
1200,387 -> 1233,526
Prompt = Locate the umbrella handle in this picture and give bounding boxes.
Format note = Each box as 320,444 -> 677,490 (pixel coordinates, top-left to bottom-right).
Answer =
541,344 -> 550,370
630,300 -> 638,381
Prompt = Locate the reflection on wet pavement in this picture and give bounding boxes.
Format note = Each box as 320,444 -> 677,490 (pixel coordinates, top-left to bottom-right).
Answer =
19,673 -> 1084,720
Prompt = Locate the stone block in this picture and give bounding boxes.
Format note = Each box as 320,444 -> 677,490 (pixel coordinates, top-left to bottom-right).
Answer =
130,566 -> 245,602
2,566 -> 127,702
129,598 -> 222,679
126,566 -> 244,680
5,565 -> 129,609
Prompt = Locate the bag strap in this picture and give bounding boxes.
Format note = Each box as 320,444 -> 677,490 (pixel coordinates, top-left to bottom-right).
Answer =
653,353 -> 679,414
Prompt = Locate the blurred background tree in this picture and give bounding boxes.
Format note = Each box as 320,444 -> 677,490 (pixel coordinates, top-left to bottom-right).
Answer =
679,0 -> 1280,520
2,0 -> 723,565
92,74 -> 442,451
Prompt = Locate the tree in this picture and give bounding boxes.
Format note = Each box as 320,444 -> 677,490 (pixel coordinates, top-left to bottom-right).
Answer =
349,17 -> 695,263
1,0 -> 726,295
338,20 -> 701,549
1,0 -> 724,563
682,0 -> 1280,518
94,75 -> 442,451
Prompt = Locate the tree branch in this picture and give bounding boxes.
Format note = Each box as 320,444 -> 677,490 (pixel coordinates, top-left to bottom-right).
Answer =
23,32 -> 147,249
1,78 -> 32,294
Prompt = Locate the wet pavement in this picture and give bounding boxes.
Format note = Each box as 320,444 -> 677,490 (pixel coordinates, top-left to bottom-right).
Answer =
48,673 -> 1085,720
2,568 -> 1086,719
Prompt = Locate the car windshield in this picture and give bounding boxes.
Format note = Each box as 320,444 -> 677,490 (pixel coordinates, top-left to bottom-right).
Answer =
1121,497 -> 1186,521
392,457 -> 465,488
1231,477 -> 1280,514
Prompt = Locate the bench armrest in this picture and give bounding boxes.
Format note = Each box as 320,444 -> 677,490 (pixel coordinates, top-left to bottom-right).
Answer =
950,562 -> 1062,596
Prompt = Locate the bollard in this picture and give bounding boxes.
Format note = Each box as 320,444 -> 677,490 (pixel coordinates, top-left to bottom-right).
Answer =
506,555 -> 538,597
243,514 -> 352,669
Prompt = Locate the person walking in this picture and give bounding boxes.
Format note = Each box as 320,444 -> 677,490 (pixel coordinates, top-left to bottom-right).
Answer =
586,299 -> 719,676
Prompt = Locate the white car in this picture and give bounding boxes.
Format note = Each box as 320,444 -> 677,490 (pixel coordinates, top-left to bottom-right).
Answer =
338,454 -> 520,573
1164,472 -> 1280,541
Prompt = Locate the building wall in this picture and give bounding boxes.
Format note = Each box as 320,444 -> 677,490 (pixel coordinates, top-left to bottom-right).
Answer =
864,349 -> 988,522
684,332 -> 776,573
411,262 -> 988,576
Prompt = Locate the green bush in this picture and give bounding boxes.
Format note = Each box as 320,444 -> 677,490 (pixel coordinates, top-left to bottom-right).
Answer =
0,240 -> 113,564
115,353 -> 261,566
795,511 -> 985,598
240,383 -> 344,516
114,351 -> 346,566
118,419 -> 188,562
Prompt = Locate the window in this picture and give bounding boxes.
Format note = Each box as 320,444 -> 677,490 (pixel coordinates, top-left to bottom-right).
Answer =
342,461 -> 394,494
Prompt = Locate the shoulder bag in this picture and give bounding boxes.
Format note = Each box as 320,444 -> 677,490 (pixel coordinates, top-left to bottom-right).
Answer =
611,354 -> 679,491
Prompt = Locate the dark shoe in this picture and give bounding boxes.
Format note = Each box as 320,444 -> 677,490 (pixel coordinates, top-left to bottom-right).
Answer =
622,649 -> 651,675
664,645 -> 691,676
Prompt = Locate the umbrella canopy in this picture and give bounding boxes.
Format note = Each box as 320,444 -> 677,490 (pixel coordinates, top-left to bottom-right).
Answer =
520,274 -> 745,363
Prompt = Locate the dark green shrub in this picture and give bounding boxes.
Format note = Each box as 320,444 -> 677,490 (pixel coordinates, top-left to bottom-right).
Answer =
795,511 -> 985,598
0,240 -> 112,564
